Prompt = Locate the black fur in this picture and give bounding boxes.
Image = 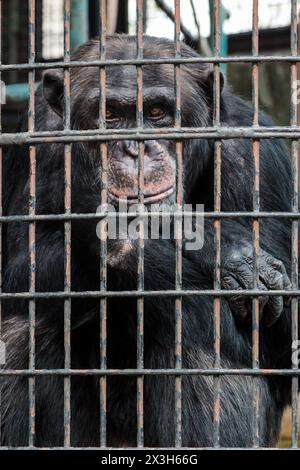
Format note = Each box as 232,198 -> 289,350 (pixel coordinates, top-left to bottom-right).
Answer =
1,35 -> 295,447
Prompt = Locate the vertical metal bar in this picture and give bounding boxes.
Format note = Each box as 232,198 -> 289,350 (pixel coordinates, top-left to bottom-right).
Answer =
251,0 -> 260,448
174,0 -> 183,449
136,0 -> 145,448
213,0 -> 221,449
0,0 -> 3,444
63,0 -> 71,448
99,0 -> 107,449
291,0 -> 299,449
28,0 -> 36,448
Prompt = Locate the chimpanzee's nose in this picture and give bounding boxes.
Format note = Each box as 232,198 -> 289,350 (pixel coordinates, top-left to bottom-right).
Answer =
123,140 -> 139,158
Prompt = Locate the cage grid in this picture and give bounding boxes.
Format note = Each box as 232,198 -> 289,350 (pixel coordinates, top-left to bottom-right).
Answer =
0,0 -> 299,450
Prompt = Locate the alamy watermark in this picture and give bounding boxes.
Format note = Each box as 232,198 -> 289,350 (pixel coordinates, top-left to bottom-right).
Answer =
96,201 -> 205,251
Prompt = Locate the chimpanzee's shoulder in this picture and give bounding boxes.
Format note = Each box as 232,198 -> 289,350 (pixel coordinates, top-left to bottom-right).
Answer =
221,88 -> 275,128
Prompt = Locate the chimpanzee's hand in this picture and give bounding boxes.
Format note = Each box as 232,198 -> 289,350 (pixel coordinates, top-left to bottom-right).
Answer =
221,244 -> 291,327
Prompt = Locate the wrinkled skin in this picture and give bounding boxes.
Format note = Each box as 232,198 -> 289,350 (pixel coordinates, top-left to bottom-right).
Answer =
221,245 -> 291,325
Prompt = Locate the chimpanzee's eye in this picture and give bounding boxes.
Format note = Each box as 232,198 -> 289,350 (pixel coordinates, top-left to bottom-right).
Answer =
147,106 -> 166,120
106,109 -> 119,121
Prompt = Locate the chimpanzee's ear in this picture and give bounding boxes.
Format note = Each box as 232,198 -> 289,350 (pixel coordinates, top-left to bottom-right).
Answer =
203,68 -> 225,97
43,69 -> 64,117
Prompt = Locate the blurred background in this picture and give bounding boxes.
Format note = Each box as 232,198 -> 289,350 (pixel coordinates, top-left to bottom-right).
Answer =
1,0 -> 299,447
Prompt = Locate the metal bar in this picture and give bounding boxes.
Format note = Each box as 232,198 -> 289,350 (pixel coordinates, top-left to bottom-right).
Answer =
4,55 -> 300,72
0,289 -> 296,300
0,368 -> 299,377
28,0 -> 36,448
99,0 -> 107,449
174,0 -> 183,449
290,0 -> 299,449
212,0 -> 221,449
16,124 -> 300,137
6,127 -> 300,146
0,0 -> 2,445
251,0 -> 260,449
0,211 -> 299,224
63,0 -> 71,448
136,0 -> 145,449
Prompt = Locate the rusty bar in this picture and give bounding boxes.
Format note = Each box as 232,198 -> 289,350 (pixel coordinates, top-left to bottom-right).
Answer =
4,55 -> 300,72
0,210 -> 299,224
99,0 -> 108,449
28,0 -> 36,448
0,0 -> 2,445
0,288 -> 296,300
136,0 -> 145,449
251,0 -> 260,449
174,0 -> 183,449
212,0 -> 221,449
0,367 -> 299,377
6,127 -> 300,146
291,0 -> 299,449
63,0 -> 71,448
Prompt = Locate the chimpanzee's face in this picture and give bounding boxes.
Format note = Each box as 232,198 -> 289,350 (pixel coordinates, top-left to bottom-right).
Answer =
102,62 -> 178,205
71,60 -> 179,206
43,37 -> 213,207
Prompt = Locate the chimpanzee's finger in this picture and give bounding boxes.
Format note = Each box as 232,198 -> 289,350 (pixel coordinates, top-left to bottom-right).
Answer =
263,295 -> 284,327
258,264 -> 284,326
222,272 -> 270,322
233,263 -> 270,313
222,274 -> 248,321
265,256 -> 292,305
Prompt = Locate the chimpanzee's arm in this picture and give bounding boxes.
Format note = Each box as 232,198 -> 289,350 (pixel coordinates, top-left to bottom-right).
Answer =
184,123 -> 293,326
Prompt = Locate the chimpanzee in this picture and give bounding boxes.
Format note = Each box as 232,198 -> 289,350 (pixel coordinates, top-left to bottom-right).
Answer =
1,36 -> 295,447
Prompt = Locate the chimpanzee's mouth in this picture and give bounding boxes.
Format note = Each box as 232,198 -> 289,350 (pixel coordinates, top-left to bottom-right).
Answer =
108,186 -> 175,205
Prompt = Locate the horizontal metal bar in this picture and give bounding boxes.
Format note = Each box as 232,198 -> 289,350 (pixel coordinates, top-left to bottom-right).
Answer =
0,289 -> 297,299
3,127 -> 300,145
5,125 -> 300,141
0,368 -> 299,377
0,211 -> 300,223
25,125 -> 300,138
2,55 -> 300,72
